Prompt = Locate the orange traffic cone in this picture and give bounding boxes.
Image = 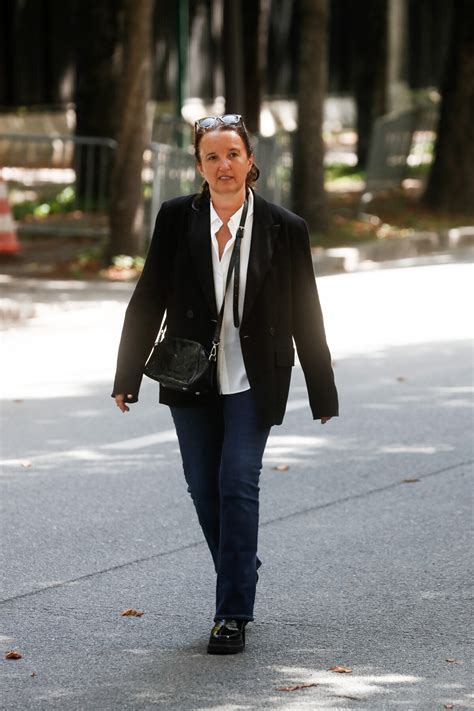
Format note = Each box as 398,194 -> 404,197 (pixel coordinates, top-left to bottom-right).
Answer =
0,178 -> 21,254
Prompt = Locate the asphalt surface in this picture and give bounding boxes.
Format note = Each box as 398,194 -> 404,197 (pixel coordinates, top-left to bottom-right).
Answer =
1,260 -> 473,710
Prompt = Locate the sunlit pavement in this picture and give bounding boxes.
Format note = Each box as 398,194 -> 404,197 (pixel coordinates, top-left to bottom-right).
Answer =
1,260 -> 473,710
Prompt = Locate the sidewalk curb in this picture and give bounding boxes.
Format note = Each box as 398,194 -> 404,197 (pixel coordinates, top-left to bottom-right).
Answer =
1,226 -> 473,325
0,297 -> 36,327
0,277 -> 133,327
312,225 -> 474,276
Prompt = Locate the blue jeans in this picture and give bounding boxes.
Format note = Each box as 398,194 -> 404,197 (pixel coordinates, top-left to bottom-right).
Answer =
170,388 -> 271,621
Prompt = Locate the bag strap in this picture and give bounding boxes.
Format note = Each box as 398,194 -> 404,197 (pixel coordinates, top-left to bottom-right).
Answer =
209,197 -> 248,360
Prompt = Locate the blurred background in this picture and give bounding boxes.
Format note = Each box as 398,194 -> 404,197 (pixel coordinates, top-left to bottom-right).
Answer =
0,0 -> 473,276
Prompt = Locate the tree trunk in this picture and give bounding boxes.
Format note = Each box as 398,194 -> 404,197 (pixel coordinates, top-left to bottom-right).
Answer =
241,0 -> 270,134
267,0 -> 299,96
293,0 -> 329,233
422,0 -> 474,213
217,0 -> 268,132
75,1 -> 123,139
352,0 -> 388,168
108,0 -> 154,260
189,0 -> 212,101
386,0 -> 411,111
75,0 -> 124,208
223,0 -> 244,113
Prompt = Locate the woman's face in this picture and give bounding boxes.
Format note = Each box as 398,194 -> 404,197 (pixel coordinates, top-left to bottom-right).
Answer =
197,129 -> 253,199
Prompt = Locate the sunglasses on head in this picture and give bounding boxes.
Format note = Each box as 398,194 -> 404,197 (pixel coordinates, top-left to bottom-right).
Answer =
194,114 -> 243,130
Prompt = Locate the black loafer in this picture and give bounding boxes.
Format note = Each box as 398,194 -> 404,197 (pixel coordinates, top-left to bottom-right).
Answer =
207,619 -> 247,655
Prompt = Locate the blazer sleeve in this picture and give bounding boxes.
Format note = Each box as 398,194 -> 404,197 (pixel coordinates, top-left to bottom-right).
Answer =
111,202 -> 173,402
290,217 -> 339,419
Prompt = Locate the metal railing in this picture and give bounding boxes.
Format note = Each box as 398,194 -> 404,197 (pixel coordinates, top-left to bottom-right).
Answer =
146,133 -> 293,239
1,130 -> 293,242
364,104 -> 438,197
1,104 -> 441,236
146,142 -> 202,237
0,132 -> 116,215
252,133 -> 293,210
0,133 -> 115,240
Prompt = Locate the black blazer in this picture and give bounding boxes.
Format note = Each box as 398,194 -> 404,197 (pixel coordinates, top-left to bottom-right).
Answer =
112,190 -> 338,429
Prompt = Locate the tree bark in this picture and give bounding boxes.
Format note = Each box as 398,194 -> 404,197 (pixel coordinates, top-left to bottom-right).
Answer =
75,1 -> 123,207
108,0 -> 155,260
188,0 -> 212,100
223,0 -> 244,113
241,0 -> 270,134
352,0 -> 388,168
293,0 -> 329,233
422,0 -> 474,213
75,0 -> 123,140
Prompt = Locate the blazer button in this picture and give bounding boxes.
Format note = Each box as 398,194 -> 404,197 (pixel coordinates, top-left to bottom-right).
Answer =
269,326 -> 275,336
186,309 -> 194,319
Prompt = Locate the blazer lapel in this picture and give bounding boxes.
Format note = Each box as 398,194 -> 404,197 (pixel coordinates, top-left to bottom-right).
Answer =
242,192 -> 279,327
187,191 -> 279,325
187,195 -> 218,318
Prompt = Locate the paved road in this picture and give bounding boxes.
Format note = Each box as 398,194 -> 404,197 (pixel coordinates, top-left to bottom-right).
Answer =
1,262 -> 473,710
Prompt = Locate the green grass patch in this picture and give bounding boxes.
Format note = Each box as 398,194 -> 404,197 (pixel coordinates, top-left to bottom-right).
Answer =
325,164 -> 366,183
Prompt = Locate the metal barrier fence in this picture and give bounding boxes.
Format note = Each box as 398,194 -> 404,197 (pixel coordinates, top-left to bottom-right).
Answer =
146,133 -> 293,237
1,105 -> 440,237
252,133 -> 293,210
1,131 -> 292,242
0,133 -> 116,217
147,142 -> 202,237
364,104 -> 438,197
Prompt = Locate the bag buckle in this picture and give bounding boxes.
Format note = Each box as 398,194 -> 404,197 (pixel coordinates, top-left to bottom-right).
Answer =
209,341 -> 219,361
158,324 -> 167,343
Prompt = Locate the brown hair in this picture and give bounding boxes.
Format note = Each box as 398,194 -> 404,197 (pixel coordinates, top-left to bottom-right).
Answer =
194,122 -> 260,200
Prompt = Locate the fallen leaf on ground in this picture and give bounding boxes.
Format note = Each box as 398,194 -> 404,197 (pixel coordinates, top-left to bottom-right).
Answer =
402,477 -> 420,483
396,376 -> 407,382
121,608 -> 144,617
20,460 -> 32,468
273,464 -> 289,471
5,650 -> 22,659
445,658 -> 461,664
329,665 -> 352,673
31,671 -> 37,677
277,682 -> 318,692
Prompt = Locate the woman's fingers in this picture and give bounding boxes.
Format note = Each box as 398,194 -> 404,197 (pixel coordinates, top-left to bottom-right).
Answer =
115,394 -> 130,413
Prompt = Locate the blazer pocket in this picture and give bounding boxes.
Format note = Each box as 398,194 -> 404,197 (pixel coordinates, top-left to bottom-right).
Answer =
275,347 -> 295,367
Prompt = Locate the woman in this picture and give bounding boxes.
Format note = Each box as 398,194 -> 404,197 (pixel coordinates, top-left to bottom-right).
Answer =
112,114 -> 338,655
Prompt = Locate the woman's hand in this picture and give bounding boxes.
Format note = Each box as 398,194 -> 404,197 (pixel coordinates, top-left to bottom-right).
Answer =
320,416 -> 333,424
115,394 -> 134,413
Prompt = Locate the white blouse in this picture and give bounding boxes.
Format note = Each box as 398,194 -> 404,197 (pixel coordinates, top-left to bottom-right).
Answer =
210,188 -> 254,395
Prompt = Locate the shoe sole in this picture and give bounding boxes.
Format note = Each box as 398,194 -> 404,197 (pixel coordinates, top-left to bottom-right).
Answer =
207,640 -> 244,654
207,629 -> 245,655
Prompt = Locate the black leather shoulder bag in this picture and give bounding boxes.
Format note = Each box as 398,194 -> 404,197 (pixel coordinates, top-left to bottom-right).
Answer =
143,198 -> 249,394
